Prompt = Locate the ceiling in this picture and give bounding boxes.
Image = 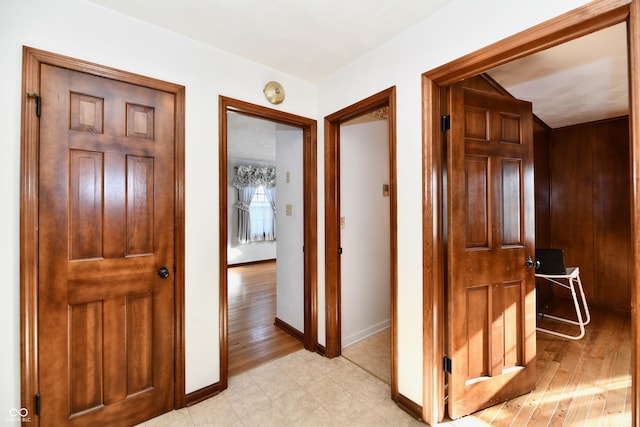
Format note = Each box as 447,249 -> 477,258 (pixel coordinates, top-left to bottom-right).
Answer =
88,0 -> 629,129
226,107 -> 387,163
226,112 -> 277,163
487,22 -> 628,129
87,0 -> 453,83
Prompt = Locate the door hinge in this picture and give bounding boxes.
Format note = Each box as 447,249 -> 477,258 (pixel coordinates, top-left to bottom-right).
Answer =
26,92 -> 41,117
443,355 -> 452,374
35,393 -> 41,416
441,115 -> 451,131
338,247 -> 343,255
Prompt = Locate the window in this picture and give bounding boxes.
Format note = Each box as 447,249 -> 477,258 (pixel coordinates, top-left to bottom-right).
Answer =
249,185 -> 275,241
233,165 -> 276,244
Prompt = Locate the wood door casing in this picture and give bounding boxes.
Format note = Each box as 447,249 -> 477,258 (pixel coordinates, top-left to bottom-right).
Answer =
446,87 -> 536,419
323,87 -> 401,406
423,2 -> 638,424
217,96 -> 318,393
37,63 -> 176,426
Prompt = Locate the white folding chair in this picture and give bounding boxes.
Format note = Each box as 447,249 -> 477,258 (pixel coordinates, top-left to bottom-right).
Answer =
535,266 -> 591,340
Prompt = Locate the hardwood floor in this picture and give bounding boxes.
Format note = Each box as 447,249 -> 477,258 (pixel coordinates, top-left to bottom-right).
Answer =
443,299 -> 632,425
228,261 -> 303,377
225,263 -> 632,424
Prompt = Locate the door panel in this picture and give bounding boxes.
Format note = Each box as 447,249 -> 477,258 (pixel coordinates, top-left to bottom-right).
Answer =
447,87 -> 536,419
38,64 -> 175,426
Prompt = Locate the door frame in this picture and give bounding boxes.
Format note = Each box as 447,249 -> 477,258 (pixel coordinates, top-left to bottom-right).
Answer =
20,46 -> 187,424
324,87 -> 401,400
421,0 -> 639,424
218,96 -> 318,390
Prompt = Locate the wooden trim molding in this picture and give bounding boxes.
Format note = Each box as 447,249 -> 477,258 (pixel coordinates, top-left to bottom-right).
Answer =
20,46 -> 41,427
396,393 -> 424,420
218,96 -> 318,392
427,0 -> 631,86
274,317 -> 304,342
421,0 -> 636,424
316,344 -> 327,357
218,98 -> 229,391
420,75 -> 445,426
323,117 -> 341,358
323,87 -> 399,398
228,258 -> 276,268
185,383 -> 222,407
173,67 -> 187,410
20,46 -> 187,424
628,1 -> 640,424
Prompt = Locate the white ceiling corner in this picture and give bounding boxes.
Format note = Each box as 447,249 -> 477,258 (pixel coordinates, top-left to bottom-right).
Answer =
86,0 -> 453,82
88,0 -> 630,129
487,23 -> 628,128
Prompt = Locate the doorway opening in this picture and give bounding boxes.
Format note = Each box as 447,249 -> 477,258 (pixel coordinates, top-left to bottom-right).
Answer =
226,111 -> 304,376
338,108 -> 392,385
421,1 -> 638,424
324,87 -> 401,401
218,96 -> 317,390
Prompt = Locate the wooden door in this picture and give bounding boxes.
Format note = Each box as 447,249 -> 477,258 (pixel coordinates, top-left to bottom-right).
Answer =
446,87 -> 536,419
38,64 -> 175,426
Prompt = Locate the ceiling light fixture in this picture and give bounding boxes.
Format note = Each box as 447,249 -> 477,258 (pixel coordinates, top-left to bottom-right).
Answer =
263,81 -> 285,104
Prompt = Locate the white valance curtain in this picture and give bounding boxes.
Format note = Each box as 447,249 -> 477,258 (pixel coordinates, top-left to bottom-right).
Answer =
233,165 -> 277,243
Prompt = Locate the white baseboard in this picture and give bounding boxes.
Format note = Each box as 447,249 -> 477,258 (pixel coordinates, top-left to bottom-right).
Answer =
342,319 -> 390,348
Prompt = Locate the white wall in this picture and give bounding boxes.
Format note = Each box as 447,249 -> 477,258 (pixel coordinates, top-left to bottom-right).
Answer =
340,119 -> 390,347
275,129 -> 305,331
1,0 -> 594,416
317,0 -> 592,405
0,0 -> 317,410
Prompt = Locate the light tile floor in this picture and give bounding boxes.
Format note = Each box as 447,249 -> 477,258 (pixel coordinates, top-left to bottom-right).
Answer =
138,349 -> 424,426
342,328 -> 391,385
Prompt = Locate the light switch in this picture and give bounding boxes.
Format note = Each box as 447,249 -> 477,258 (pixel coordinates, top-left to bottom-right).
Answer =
286,172 -> 291,183
286,204 -> 293,216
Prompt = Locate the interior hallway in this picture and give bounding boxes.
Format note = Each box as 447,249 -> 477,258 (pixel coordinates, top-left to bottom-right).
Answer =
140,298 -> 630,426
138,349 -> 422,426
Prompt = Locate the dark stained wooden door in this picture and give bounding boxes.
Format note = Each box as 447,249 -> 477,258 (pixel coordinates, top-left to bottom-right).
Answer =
447,87 -> 536,419
38,64 -> 175,426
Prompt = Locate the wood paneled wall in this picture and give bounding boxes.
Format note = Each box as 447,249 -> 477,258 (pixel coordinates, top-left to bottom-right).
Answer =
534,128 -> 554,305
534,128 -> 551,247
536,117 -> 631,311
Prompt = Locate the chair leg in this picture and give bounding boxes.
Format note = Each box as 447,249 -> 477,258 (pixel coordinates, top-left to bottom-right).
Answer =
536,273 -> 590,340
